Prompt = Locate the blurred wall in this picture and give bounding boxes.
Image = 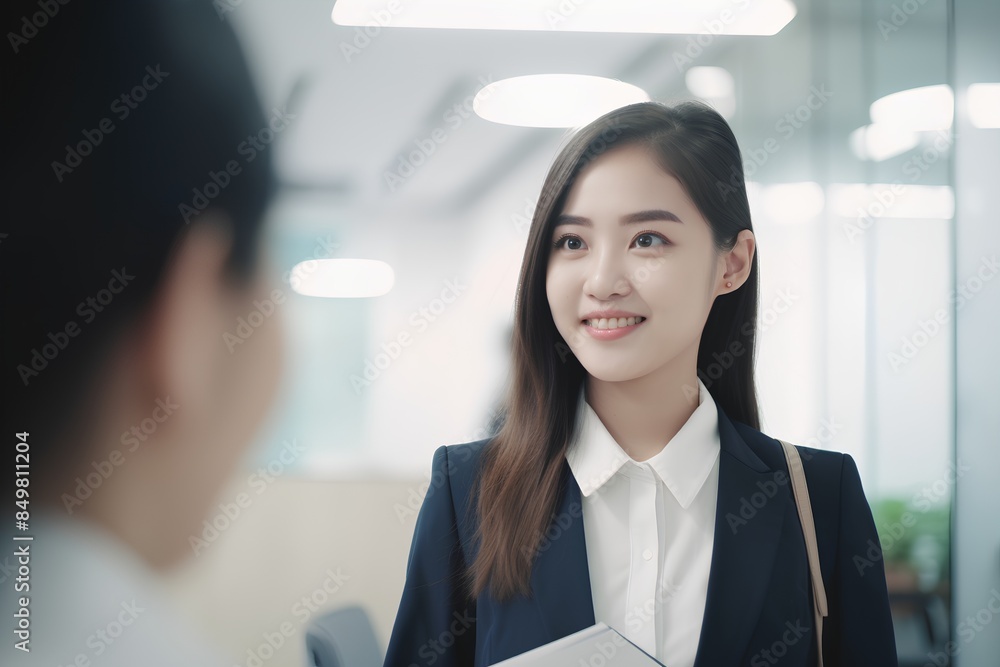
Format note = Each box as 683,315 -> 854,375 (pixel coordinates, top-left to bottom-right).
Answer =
953,0 -> 1000,665
165,476 -> 420,667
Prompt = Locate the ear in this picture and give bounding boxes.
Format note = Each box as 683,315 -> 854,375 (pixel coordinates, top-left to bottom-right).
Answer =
134,215 -> 234,417
718,229 -> 755,294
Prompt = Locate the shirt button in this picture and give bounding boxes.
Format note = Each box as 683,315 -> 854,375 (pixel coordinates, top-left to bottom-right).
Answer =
642,549 -> 653,561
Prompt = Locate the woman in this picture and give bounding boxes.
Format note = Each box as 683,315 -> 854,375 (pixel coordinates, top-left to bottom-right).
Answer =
382,101 -> 897,667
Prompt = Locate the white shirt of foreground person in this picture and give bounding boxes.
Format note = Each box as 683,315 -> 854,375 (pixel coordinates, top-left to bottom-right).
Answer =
565,376 -> 720,667
0,512 -> 232,667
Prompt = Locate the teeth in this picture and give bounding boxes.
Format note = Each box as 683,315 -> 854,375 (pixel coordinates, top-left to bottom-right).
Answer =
584,316 -> 645,329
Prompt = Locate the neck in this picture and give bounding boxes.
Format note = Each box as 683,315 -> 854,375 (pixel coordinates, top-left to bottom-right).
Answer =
37,446 -> 181,573
584,355 -> 701,462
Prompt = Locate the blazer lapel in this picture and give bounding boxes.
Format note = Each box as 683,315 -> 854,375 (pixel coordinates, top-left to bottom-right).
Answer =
529,464 -> 597,642
693,406 -> 789,667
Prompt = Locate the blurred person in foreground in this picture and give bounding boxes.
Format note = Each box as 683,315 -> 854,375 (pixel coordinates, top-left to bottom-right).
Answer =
1,0 -> 284,664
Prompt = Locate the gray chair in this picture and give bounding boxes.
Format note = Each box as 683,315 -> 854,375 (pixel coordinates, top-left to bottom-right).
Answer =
305,605 -> 384,667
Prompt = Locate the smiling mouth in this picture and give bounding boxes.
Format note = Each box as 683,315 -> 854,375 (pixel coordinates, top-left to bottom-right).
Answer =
581,316 -> 646,330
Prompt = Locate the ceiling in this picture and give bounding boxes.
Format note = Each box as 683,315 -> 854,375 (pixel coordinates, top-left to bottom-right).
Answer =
228,0 -> 949,225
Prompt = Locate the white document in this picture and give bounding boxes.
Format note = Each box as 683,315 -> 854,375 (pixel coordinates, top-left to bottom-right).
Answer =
489,622 -> 667,666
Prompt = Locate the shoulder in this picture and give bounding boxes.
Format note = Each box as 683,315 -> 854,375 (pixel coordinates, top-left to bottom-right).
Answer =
729,418 -> 852,490
432,438 -> 491,472
418,438 -> 492,551
727,419 -> 878,559
727,419 -> 867,536
0,515 -> 232,666
428,437 -> 491,498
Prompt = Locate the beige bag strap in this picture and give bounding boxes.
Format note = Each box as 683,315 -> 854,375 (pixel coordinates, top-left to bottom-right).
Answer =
778,439 -> 828,667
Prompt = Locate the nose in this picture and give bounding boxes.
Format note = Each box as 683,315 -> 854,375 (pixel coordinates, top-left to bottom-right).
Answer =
583,246 -> 632,300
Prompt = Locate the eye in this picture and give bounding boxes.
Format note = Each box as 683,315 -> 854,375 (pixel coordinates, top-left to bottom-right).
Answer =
633,231 -> 670,248
553,234 -> 586,251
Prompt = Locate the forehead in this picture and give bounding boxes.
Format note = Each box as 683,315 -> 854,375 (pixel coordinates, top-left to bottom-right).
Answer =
560,143 -> 699,219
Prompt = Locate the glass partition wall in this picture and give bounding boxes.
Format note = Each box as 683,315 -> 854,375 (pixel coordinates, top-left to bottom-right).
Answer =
680,3 -> 954,661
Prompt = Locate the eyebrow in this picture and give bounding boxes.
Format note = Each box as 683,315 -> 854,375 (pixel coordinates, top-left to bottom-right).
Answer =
553,209 -> 684,227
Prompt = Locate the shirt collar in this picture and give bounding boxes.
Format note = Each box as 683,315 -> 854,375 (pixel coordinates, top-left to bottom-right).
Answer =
565,377 -> 721,509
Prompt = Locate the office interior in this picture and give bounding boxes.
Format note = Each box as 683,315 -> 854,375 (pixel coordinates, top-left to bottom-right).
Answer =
84,0 -> 998,665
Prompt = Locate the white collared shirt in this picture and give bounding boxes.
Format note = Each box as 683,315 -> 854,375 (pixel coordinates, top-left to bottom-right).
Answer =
565,377 -> 721,667
0,512 -> 232,667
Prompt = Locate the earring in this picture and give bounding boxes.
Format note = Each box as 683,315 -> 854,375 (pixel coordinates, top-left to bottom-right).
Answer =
726,281 -> 732,288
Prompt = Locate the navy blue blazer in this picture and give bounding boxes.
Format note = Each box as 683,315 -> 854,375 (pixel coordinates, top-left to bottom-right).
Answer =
383,402 -> 898,667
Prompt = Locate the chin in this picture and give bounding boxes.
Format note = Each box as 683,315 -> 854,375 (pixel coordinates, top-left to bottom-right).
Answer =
145,533 -> 192,572
575,357 -> 648,384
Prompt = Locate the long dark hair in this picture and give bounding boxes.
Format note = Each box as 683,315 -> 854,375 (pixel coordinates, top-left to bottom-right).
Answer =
469,100 -> 761,601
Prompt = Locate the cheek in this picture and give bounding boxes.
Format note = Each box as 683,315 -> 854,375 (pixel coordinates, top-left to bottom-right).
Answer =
641,265 -> 711,317
545,266 -> 571,314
